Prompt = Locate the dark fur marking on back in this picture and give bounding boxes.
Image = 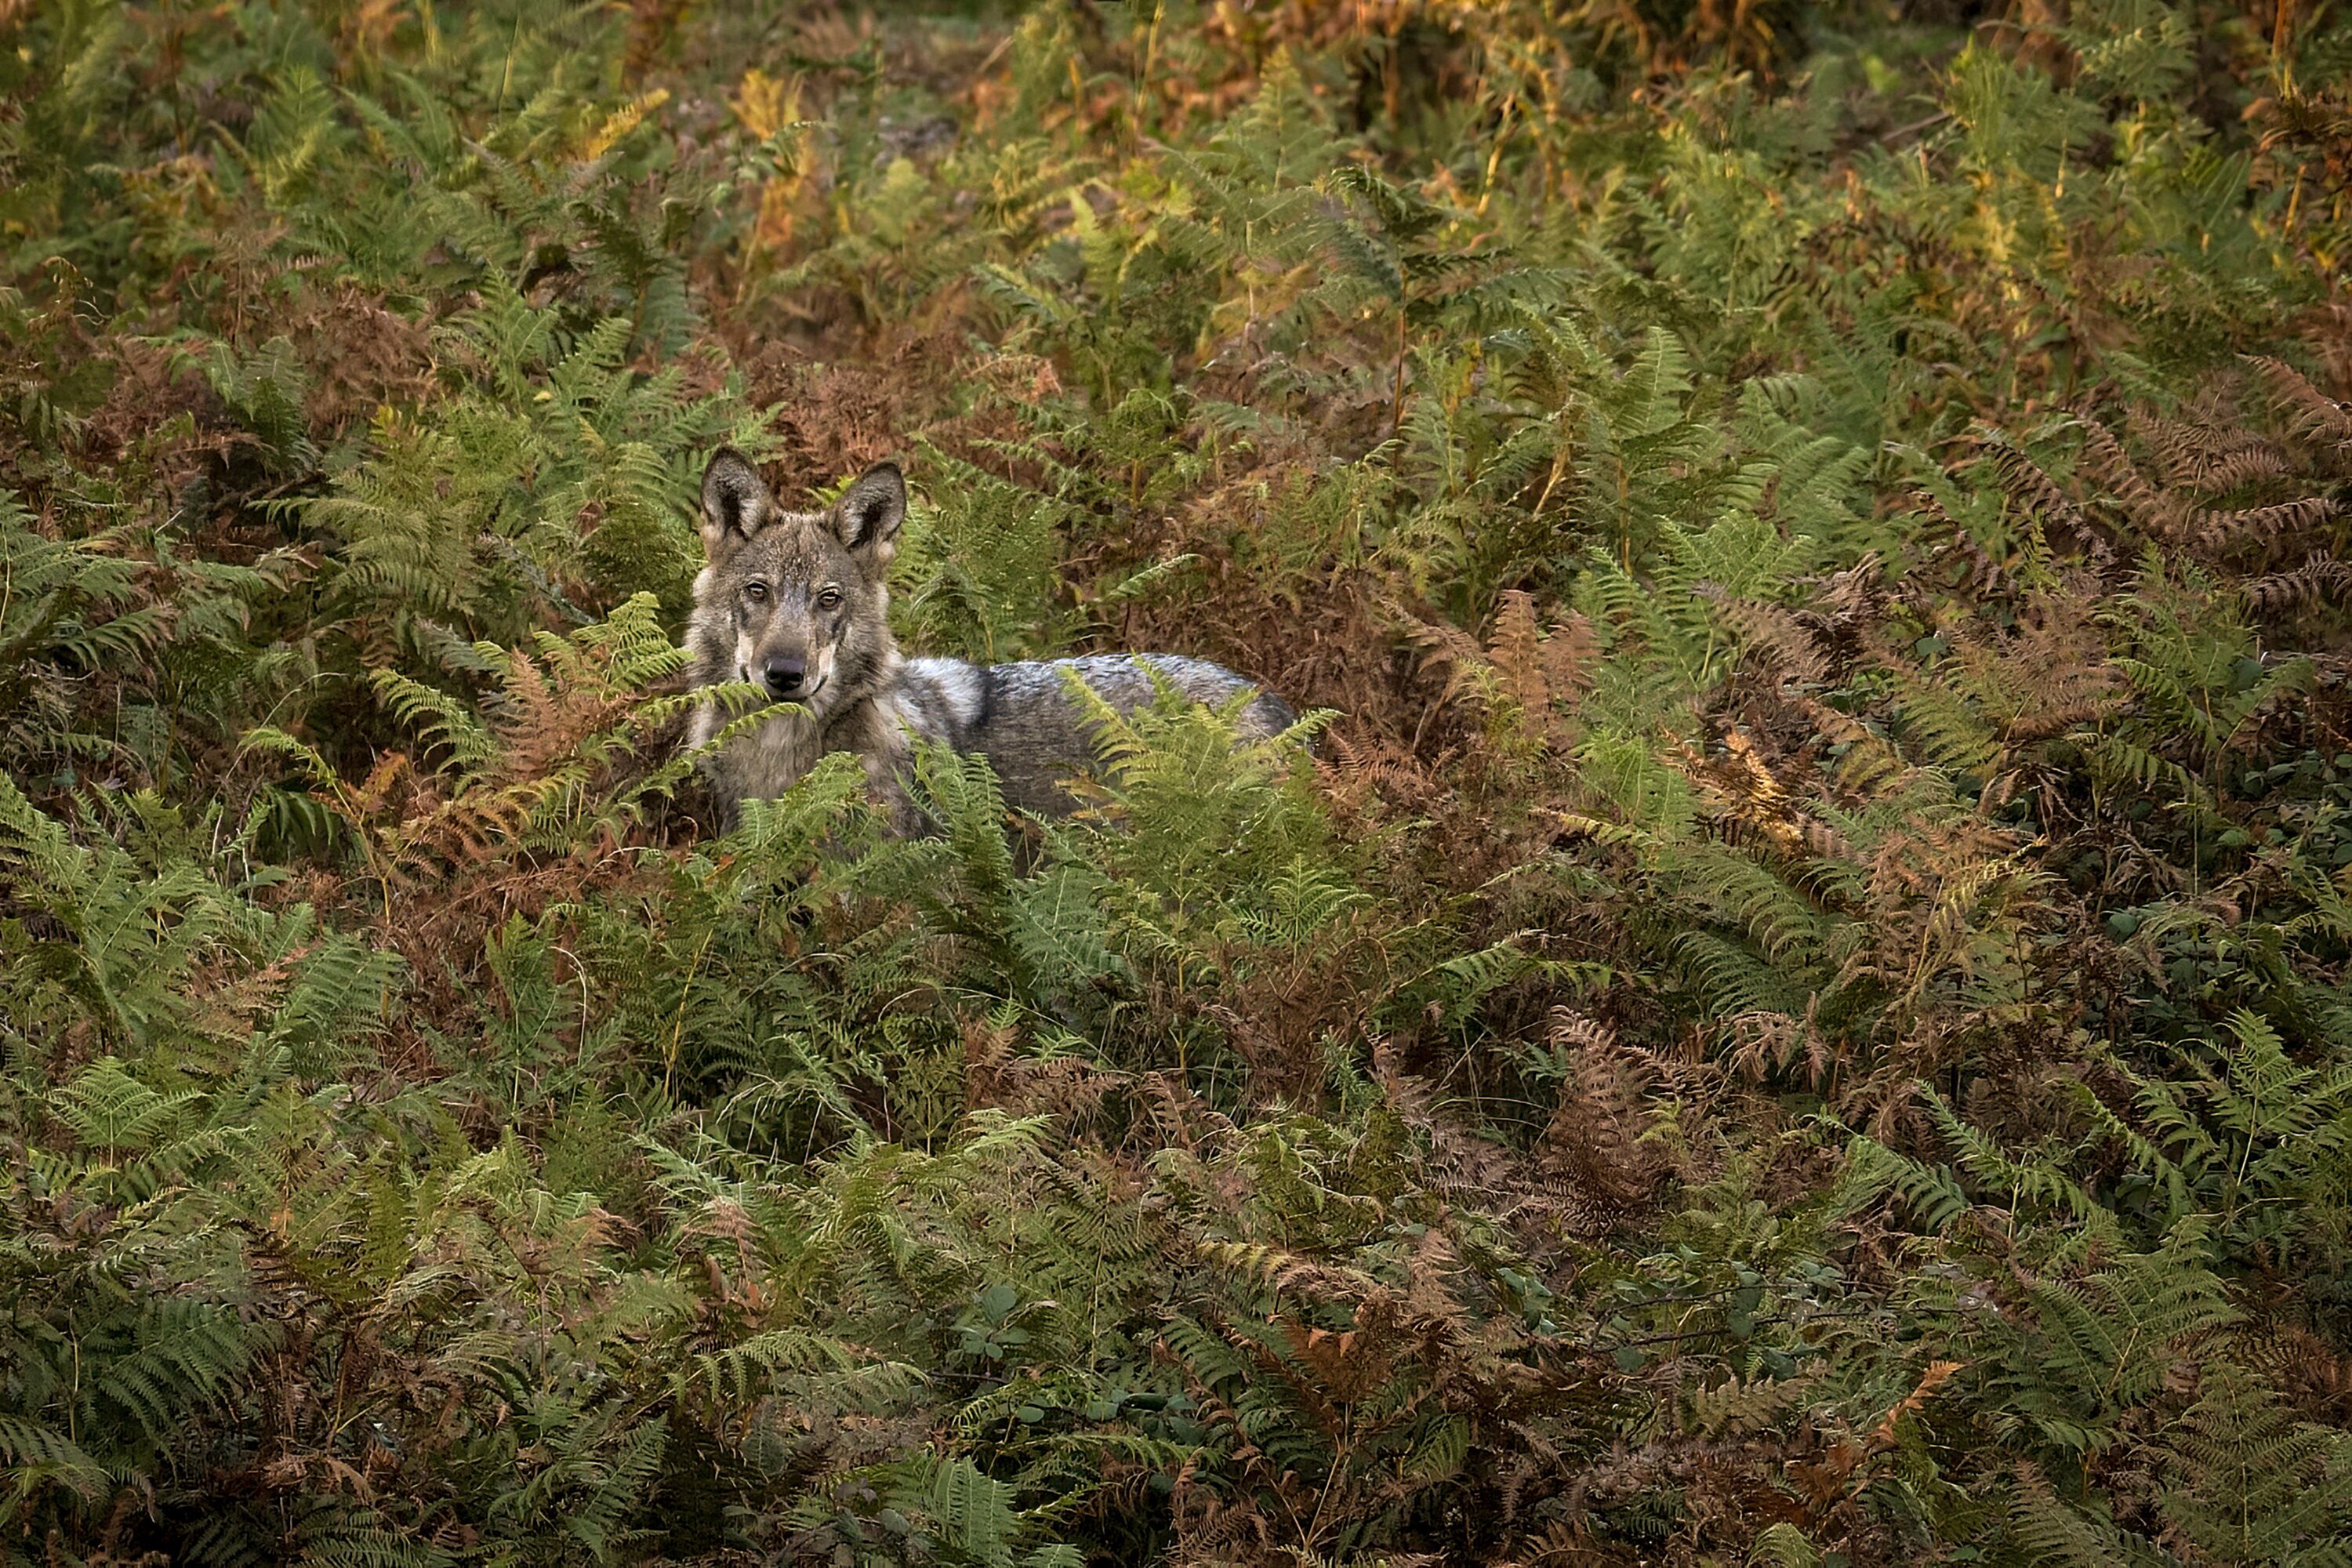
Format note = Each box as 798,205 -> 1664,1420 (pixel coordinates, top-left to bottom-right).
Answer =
975,665 -> 999,738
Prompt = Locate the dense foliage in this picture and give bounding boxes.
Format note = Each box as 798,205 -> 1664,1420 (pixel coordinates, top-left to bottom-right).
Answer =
5,0 -> 2352,1562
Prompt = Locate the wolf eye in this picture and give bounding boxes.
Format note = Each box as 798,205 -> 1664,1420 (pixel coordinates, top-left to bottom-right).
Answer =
744,583 -> 768,604
816,586 -> 843,610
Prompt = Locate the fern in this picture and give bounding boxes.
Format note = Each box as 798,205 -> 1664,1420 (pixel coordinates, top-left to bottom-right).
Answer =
5,2 -> 2350,1563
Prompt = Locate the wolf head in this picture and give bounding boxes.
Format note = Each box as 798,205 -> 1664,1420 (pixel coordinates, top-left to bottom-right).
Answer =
689,448 -> 906,718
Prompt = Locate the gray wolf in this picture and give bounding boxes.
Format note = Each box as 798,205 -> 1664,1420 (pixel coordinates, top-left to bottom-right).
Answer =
684,449 -> 1297,828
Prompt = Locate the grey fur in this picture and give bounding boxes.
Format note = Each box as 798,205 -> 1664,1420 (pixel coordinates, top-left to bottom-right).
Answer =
684,452 -> 1295,829
895,652 -> 1297,817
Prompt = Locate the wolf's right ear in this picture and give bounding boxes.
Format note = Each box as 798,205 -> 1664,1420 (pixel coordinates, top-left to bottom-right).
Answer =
699,448 -> 773,555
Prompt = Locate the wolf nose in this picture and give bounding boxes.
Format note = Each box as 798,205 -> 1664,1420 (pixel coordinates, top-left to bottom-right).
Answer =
762,655 -> 807,697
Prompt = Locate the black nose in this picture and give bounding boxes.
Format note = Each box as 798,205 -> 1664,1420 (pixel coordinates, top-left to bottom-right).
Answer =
763,655 -> 806,697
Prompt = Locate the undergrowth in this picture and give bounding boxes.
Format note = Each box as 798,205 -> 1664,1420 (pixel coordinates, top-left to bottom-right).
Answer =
5,0 -> 2352,1563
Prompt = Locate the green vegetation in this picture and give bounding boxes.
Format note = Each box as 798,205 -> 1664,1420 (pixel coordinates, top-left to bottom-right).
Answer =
5,0 -> 2352,1561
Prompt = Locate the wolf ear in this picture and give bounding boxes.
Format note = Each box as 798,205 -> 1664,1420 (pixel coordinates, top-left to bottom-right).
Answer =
700,448 -> 772,555
830,462 -> 906,572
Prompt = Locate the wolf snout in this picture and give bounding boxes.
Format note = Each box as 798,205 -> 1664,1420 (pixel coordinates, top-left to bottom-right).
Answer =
762,654 -> 808,698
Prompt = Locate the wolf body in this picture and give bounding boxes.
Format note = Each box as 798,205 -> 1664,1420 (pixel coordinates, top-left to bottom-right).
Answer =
684,449 -> 1294,827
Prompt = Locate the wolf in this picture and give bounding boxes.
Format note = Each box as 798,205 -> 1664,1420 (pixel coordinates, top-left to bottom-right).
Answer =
684,448 -> 1296,828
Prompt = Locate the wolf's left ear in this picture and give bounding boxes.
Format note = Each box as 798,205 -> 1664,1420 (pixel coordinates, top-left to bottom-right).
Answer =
831,462 -> 906,572
700,448 -> 773,556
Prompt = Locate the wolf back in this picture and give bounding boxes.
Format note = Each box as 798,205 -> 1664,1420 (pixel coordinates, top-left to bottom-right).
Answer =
893,652 -> 1296,817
